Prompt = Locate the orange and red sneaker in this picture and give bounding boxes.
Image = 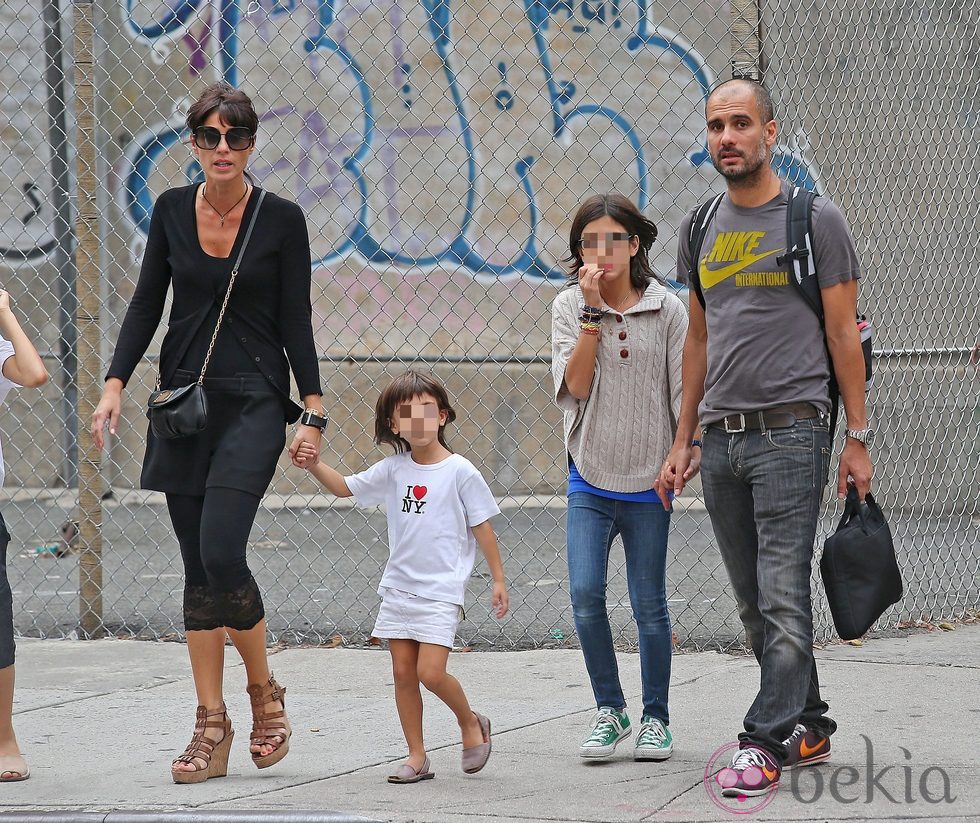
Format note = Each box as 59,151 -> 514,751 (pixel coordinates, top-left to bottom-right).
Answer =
783,723 -> 832,769
717,745 -> 781,798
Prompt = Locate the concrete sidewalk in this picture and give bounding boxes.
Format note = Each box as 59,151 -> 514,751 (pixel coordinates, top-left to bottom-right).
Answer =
3,626 -> 978,822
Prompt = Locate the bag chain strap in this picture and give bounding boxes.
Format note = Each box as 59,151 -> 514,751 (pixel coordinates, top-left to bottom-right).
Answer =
198,258 -> 240,385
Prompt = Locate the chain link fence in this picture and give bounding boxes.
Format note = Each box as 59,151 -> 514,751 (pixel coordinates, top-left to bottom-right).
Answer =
0,0 -> 977,650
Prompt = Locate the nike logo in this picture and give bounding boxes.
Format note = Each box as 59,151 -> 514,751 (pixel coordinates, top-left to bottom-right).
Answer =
761,764 -> 779,781
699,247 -> 782,289
800,738 -> 828,758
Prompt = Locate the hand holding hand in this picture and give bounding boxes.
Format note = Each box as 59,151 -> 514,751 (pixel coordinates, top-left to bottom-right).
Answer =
288,426 -> 321,468
290,440 -> 319,468
654,443 -> 701,510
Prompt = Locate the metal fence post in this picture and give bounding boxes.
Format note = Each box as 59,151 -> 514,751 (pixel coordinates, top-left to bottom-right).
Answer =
730,0 -> 763,79
73,0 -> 104,639
42,0 -> 79,490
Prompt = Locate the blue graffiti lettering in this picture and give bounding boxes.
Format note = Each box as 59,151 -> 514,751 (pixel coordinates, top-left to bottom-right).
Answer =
114,0 -> 823,280
494,62 -> 515,111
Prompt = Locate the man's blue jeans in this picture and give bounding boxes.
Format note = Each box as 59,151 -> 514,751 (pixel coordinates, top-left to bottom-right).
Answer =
700,418 -> 837,763
566,492 -> 672,724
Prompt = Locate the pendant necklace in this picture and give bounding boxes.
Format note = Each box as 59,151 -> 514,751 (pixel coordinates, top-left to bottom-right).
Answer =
607,287 -> 639,314
202,183 -> 249,227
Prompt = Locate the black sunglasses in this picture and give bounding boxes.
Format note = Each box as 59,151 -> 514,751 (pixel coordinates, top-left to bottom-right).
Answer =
192,126 -> 255,151
577,232 -> 635,251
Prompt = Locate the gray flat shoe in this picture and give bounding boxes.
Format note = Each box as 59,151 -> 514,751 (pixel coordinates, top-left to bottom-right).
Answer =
461,712 -> 491,774
0,755 -> 30,782
387,756 -> 434,784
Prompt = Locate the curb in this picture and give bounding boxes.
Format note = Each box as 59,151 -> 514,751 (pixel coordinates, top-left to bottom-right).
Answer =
0,813 -> 380,823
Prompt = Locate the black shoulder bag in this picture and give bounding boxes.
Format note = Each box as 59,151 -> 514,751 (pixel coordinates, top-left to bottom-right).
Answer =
147,189 -> 267,439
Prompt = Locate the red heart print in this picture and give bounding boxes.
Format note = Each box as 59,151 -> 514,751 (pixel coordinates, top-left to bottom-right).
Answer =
412,485 -> 427,500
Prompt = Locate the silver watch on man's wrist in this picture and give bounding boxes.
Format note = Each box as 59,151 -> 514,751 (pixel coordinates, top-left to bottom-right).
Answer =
845,427 -> 874,447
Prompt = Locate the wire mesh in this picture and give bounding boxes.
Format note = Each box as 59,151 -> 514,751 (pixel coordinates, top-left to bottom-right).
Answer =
0,0 -> 977,650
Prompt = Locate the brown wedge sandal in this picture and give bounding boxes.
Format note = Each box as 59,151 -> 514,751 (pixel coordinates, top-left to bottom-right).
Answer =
171,703 -> 234,785
247,674 -> 291,769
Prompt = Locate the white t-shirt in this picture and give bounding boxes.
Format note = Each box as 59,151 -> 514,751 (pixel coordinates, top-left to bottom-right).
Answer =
0,336 -> 19,487
346,452 -> 501,606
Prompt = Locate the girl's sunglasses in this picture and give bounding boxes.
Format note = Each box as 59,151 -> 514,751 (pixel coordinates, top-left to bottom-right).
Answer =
192,126 -> 255,151
577,232 -> 635,251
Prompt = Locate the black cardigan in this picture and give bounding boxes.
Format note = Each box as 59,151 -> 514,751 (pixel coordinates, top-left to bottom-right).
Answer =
107,185 -> 322,404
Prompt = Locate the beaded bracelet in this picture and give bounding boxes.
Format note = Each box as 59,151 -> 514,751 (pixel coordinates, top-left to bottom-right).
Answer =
581,305 -> 604,321
580,321 -> 601,336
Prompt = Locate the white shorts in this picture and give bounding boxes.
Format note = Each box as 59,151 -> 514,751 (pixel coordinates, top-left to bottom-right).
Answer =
373,587 -> 462,649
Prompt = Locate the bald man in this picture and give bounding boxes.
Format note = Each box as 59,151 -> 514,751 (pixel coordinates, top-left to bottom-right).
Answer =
658,78 -> 872,798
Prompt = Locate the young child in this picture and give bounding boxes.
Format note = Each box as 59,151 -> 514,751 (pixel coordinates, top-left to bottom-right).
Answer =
0,288 -> 49,783
295,370 -> 508,783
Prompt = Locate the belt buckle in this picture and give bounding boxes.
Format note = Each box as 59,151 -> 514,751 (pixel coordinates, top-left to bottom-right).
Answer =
724,413 -> 747,433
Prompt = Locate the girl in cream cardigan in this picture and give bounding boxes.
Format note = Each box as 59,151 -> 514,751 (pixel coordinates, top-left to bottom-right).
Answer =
551,193 -> 692,763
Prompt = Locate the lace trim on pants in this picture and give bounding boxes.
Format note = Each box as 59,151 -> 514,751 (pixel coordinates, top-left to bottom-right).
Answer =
183,585 -> 222,632
214,576 -> 265,631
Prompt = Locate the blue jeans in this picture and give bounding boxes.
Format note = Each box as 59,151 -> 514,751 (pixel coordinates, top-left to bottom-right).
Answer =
566,492 -> 672,724
0,510 -> 13,670
700,419 -> 836,763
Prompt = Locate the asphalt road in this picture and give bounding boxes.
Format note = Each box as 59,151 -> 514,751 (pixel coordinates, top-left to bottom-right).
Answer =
5,493 -> 977,650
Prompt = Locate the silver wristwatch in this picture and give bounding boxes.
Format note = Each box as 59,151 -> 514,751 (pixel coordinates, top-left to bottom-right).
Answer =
845,427 -> 874,447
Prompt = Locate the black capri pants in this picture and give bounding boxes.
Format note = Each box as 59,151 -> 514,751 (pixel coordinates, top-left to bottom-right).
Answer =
0,510 -> 14,669
144,372 -> 287,632
167,490 -> 267,631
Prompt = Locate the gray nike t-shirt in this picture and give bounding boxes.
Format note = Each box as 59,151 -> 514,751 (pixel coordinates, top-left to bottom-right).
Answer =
677,183 -> 860,424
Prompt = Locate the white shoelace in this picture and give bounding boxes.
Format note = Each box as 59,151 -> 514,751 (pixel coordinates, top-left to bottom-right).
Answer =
586,712 -> 620,742
637,719 -> 667,745
730,747 -> 770,772
783,722 -> 807,747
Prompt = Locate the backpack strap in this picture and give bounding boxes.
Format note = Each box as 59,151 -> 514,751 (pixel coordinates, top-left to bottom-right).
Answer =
777,185 -> 821,319
687,193 -> 725,309
777,186 -> 843,434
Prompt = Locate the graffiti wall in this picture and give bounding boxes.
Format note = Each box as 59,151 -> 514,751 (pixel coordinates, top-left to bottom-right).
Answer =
2,1 -> 977,648
1,0 -> 832,355
0,4 -> 59,264
1,0 -> 976,500
108,0 -> 741,360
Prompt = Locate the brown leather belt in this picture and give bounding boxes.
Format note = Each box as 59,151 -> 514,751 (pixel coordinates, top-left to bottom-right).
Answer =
709,403 -> 823,433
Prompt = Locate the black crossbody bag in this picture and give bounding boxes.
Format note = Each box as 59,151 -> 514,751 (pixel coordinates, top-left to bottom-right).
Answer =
147,189 -> 267,439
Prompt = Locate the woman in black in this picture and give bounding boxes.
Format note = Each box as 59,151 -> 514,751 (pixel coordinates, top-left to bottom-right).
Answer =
91,83 -> 325,784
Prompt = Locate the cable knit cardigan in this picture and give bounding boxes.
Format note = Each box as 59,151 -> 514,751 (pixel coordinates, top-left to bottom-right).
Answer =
551,280 -> 688,493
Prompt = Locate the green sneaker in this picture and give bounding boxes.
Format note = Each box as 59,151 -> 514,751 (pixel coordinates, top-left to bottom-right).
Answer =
579,707 -> 631,758
634,716 -> 673,761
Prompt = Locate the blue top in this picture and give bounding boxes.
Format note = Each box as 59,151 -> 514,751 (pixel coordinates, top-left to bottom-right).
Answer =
568,460 -> 661,503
